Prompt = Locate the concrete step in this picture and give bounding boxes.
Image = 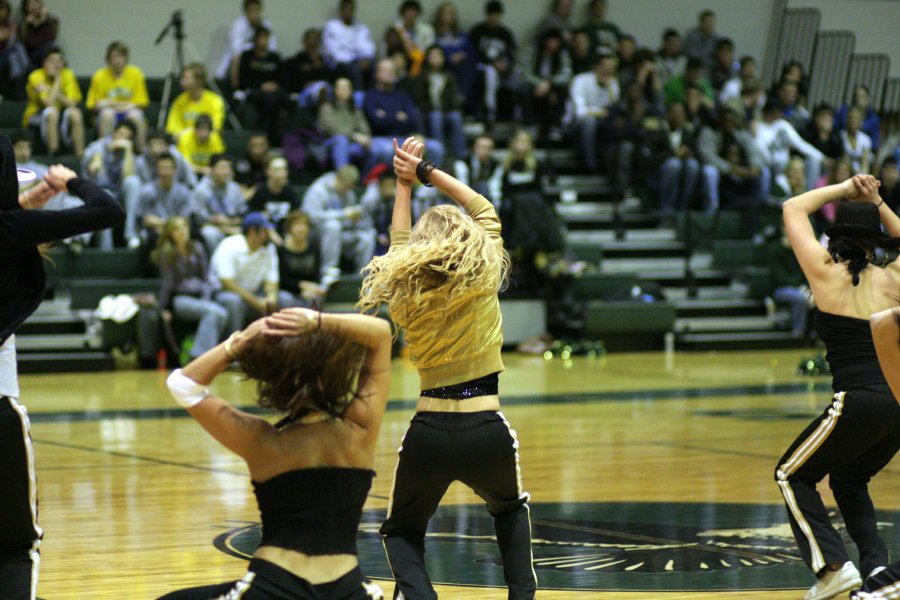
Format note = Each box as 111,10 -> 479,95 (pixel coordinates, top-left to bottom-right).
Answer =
32,298 -> 76,317
675,314 -> 789,333
18,314 -> 88,336
663,286 -> 747,301
676,331 -> 808,351
17,351 -> 116,373
15,333 -> 99,352
567,228 -> 677,244
674,298 -> 766,318
601,254 -> 714,274
555,198 -> 643,215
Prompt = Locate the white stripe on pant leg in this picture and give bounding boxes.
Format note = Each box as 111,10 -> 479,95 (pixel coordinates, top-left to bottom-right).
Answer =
10,397 -> 42,600
777,478 -> 825,573
496,411 -> 526,500
496,411 -> 538,589
781,392 -> 846,474
775,392 -> 846,574
213,571 -> 255,600
385,416 -> 414,520
382,417 -> 413,590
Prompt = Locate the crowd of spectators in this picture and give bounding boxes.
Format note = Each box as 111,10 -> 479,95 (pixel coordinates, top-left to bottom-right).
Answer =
2,0 -> 899,353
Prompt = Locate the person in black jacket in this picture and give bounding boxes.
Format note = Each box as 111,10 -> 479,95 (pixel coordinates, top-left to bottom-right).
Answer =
638,101 -> 700,217
470,0 -> 517,125
0,135 -> 124,599
402,45 -> 465,159
236,26 -> 288,146
803,103 -> 843,163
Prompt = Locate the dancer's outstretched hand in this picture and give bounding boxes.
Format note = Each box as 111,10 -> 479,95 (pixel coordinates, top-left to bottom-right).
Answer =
393,137 -> 424,184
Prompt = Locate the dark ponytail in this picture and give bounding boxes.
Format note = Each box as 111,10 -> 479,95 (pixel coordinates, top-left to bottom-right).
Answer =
828,235 -> 900,286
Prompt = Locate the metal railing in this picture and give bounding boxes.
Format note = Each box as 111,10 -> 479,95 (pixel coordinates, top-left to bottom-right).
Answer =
764,6 -> 820,89
845,53 -> 890,109
761,0 -> 789,88
807,30 -> 856,108
879,76 -> 900,116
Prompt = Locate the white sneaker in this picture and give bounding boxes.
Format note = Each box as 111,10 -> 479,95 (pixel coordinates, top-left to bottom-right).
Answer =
805,562 -> 863,600
127,236 -> 141,249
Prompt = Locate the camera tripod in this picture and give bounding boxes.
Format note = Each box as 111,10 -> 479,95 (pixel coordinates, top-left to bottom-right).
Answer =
154,10 -> 242,131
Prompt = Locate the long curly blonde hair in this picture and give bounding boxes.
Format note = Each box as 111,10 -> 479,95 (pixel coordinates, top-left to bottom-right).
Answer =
357,204 -> 510,327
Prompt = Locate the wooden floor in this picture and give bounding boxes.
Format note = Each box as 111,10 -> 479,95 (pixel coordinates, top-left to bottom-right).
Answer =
22,348 -> 900,599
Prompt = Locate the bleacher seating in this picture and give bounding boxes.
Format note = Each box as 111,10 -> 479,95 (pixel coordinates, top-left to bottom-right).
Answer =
4,0 -> 898,372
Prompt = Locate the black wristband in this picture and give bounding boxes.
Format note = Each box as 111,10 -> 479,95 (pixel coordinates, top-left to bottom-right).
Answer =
416,160 -> 436,187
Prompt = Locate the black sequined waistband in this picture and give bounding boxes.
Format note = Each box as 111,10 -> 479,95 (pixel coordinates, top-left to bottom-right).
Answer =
420,372 -> 499,400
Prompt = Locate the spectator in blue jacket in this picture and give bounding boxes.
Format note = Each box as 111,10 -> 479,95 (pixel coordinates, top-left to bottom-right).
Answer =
835,84 -> 881,152
363,57 -> 444,169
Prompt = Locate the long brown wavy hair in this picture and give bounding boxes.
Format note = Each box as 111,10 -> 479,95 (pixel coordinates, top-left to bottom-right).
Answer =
357,204 -> 510,328
235,324 -> 367,420
151,216 -> 199,268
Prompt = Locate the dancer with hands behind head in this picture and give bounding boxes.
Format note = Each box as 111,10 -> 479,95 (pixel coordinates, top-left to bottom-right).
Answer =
159,307 -> 391,600
775,173 -> 900,600
853,189 -> 900,599
358,137 -> 536,599
0,135 -> 124,599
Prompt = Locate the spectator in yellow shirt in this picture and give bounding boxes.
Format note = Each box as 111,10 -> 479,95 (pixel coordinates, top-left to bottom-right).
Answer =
165,62 -> 226,142
86,41 -> 149,152
22,46 -> 85,157
177,114 -> 225,177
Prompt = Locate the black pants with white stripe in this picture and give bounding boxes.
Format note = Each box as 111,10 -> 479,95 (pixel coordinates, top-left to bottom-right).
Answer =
158,560 -> 382,600
380,411 -> 536,600
774,385 -> 900,578
0,396 -> 42,600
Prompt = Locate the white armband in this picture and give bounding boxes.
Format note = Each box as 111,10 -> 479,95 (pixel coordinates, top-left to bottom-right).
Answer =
166,369 -> 210,408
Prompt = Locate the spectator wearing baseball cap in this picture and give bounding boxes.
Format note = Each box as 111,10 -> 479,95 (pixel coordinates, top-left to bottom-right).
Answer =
210,210 -> 294,334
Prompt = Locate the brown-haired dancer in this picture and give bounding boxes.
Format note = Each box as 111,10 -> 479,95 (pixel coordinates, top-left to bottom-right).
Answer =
357,137 -> 537,599
0,135 -> 125,599
775,173 -> 900,600
848,201 -> 900,599
158,307 -> 391,600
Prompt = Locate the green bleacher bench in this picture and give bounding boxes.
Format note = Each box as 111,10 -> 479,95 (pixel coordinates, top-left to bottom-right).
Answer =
742,266 -> 774,300
145,78 -> 166,103
711,239 -> 760,270
567,244 -> 604,267
582,301 -> 676,336
325,275 -> 363,305
570,272 -> 639,301
69,278 -> 160,310
676,211 -> 747,246
221,129 -> 252,154
46,248 -> 141,282
0,101 -> 26,128
76,76 -> 91,97
145,102 -> 161,128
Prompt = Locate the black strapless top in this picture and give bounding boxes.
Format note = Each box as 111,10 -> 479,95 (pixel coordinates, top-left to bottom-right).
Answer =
815,311 -> 888,392
252,467 -> 374,556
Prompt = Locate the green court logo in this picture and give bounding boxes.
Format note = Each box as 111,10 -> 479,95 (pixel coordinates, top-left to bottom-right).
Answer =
213,502 -> 897,592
